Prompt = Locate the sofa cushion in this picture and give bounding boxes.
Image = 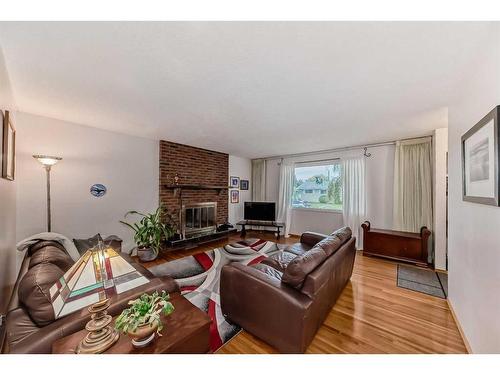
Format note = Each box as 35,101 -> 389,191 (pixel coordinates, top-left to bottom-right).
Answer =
29,245 -> 74,272
261,251 -> 297,272
73,234 -> 123,255
331,227 -> 352,245
103,235 -> 123,253
251,263 -> 284,282
315,236 -> 343,257
28,240 -> 67,257
286,242 -> 312,256
300,232 -> 328,247
18,263 -> 64,326
73,233 -> 102,255
281,247 -> 327,288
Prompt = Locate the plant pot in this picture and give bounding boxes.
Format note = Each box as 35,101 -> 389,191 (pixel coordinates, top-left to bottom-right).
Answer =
137,246 -> 157,262
127,321 -> 159,348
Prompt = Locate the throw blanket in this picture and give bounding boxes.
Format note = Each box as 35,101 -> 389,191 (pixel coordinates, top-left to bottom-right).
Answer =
16,232 -> 80,261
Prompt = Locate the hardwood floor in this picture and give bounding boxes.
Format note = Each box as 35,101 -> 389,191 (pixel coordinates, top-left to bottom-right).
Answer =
145,231 -> 467,354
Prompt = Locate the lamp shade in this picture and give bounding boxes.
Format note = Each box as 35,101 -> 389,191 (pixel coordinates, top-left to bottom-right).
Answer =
33,154 -> 62,166
49,242 -> 149,319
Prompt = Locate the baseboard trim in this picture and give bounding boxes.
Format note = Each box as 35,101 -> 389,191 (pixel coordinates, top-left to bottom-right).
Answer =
447,299 -> 472,354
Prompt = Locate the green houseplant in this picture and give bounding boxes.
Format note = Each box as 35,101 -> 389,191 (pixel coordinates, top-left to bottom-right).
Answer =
115,290 -> 174,347
120,205 -> 175,261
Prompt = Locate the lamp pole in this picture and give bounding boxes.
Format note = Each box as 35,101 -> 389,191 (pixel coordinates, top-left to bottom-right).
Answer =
33,155 -> 62,233
45,165 -> 52,232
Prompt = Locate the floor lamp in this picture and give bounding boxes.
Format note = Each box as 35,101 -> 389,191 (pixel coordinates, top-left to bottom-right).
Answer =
33,155 -> 62,232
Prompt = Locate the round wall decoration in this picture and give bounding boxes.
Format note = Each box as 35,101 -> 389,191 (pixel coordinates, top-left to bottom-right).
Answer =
90,183 -> 107,197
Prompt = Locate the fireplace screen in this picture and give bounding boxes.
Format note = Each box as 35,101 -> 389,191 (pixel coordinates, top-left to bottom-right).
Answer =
181,202 -> 217,239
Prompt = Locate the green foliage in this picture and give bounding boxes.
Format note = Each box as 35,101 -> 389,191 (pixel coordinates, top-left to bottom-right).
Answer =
318,195 -> 329,203
115,290 -> 174,336
120,205 -> 175,256
328,177 -> 342,205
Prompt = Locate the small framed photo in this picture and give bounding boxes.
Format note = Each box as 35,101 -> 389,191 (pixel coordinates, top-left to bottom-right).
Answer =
462,106 -> 499,206
229,176 -> 240,188
230,189 -> 239,204
240,179 -> 249,190
1,110 -> 15,181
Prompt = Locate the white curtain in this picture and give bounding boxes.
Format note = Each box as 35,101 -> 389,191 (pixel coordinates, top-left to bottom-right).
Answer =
393,138 -> 433,233
251,159 -> 266,201
342,157 -> 367,249
277,160 -> 294,237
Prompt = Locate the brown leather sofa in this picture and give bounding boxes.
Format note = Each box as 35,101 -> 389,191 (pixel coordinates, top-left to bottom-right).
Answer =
220,227 -> 355,353
2,240 -> 178,354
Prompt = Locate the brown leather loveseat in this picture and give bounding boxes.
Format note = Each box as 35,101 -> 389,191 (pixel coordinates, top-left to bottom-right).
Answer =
220,227 -> 355,353
2,240 -> 178,354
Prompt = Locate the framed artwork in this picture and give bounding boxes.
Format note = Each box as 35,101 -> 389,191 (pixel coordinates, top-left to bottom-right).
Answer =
240,179 -> 249,190
230,189 -> 239,204
1,110 -> 15,181
462,106 -> 499,206
229,176 -> 240,188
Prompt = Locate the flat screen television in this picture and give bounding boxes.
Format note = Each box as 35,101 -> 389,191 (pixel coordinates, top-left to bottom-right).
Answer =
244,202 -> 276,222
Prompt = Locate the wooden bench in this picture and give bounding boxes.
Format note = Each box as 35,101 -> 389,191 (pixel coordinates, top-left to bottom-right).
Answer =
361,221 -> 431,267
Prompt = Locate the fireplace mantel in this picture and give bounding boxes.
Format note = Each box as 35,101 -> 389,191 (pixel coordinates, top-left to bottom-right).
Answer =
163,184 -> 228,197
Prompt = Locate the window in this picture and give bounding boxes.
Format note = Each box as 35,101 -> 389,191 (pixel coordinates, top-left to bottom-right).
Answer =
292,162 -> 343,211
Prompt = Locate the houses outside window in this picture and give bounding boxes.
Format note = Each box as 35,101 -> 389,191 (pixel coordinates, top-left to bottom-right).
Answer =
292,161 -> 343,211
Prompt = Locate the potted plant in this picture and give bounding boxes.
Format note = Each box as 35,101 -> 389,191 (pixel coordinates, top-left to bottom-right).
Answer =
115,290 -> 174,348
120,205 -> 175,262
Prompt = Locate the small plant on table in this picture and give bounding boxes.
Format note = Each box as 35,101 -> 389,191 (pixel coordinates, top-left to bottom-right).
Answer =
115,290 -> 174,347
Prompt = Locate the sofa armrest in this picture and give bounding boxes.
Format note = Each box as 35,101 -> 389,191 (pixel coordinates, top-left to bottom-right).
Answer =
220,263 -> 313,353
300,231 -> 328,247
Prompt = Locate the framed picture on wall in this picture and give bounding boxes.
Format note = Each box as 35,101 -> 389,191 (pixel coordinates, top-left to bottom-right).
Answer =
462,106 -> 500,206
230,176 -> 240,188
240,179 -> 249,190
230,189 -> 239,203
1,110 -> 15,181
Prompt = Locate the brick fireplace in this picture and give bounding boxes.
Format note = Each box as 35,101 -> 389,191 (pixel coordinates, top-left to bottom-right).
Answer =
159,140 -> 228,237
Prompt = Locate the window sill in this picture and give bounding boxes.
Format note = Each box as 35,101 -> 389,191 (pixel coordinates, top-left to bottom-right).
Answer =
291,207 -> 343,214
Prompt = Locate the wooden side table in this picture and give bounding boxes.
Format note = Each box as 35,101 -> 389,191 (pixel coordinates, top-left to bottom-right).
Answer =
52,293 -> 211,354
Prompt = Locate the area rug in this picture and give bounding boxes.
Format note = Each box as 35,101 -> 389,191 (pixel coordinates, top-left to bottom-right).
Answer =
397,264 -> 447,299
148,239 -> 281,352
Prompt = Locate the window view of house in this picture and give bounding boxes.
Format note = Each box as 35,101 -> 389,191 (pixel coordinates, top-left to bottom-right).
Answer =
292,162 -> 342,210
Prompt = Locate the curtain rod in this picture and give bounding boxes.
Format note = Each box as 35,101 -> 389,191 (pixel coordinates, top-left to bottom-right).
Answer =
258,134 -> 432,162
294,157 -> 341,165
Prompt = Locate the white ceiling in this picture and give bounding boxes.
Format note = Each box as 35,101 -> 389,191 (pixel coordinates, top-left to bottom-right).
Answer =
0,22 -> 495,158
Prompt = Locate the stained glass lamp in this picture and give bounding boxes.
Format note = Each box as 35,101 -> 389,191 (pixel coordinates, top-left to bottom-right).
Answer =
49,240 -> 150,353
49,241 -> 150,319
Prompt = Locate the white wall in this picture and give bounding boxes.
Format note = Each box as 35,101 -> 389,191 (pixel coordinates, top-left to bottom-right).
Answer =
15,112 -> 159,253
433,127 -> 448,271
0,45 -> 17,312
264,145 -> 395,237
447,26 -> 500,353
228,155 -> 252,225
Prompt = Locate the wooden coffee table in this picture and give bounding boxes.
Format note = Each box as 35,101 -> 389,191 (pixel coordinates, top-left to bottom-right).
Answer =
52,293 -> 211,354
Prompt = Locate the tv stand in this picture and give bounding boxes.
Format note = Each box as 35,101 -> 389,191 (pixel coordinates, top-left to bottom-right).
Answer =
236,220 -> 285,239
